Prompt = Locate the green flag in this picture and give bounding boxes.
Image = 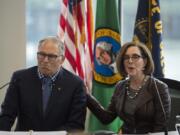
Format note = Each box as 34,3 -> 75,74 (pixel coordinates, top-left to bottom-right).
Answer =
88,0 -> 123,133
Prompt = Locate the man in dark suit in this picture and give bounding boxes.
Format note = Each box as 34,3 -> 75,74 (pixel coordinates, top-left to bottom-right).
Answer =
0,36 -> 87,132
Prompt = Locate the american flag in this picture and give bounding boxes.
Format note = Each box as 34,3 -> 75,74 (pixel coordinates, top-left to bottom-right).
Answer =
58,0 -> 93,90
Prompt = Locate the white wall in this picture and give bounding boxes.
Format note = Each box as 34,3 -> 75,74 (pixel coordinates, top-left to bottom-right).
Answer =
0,0 -> 26,104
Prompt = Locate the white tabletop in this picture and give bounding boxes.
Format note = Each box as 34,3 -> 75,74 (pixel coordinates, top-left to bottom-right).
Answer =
0,131 -> 67,135
149,131 -> 179,135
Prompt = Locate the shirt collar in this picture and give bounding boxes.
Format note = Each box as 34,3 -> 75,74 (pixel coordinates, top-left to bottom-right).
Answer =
37,68 -> 61,82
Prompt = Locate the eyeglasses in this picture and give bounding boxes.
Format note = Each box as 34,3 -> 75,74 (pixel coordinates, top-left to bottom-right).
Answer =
37,52 -> 60,61
123,54 -> 144,62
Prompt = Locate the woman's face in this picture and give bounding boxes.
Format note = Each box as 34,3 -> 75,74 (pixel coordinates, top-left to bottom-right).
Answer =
123,46 -> 147,77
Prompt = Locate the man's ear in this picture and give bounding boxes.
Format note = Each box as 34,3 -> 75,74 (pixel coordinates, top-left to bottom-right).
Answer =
60,56 -> 65,64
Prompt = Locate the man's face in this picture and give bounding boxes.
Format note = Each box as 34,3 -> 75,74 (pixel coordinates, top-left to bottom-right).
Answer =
37,41 -> 64,76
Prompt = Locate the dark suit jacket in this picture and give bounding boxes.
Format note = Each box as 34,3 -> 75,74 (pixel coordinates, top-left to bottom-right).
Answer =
87,76 -> 171,134
0,66 -> 87,131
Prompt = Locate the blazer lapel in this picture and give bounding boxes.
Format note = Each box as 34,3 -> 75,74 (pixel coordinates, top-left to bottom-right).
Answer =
135,79 -> 153,112
116,82 -> 127,116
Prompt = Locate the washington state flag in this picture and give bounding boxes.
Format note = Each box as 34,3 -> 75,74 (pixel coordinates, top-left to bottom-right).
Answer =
88,0 -> 123,133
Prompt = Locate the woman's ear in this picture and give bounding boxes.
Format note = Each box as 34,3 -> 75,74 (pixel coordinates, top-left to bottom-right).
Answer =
143,58 -> 147,68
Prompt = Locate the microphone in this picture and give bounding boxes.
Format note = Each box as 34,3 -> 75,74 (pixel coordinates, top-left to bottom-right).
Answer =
0,82 -> 10,90
0,77 -> 19,90
153,78 -> 168,135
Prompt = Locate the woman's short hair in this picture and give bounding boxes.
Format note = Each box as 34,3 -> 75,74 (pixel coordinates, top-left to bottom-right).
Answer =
116,41 -> 154,77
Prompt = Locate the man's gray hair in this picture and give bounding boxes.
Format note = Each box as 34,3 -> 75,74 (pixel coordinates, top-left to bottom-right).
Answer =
38,36 -> 65,56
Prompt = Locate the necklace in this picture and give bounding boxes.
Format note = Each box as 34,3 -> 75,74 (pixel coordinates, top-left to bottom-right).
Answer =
126,88 -> 140,99
126,75 -> 148,99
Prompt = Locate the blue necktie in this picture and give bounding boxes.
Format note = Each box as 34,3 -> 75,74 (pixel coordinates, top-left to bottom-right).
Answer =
42,77 -> 52,112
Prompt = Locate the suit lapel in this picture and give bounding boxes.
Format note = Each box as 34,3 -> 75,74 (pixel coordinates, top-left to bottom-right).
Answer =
30,67 -> 44,118
35,78 -> 44,117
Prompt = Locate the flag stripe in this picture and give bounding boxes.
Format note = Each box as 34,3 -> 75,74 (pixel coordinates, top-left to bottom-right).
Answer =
86,0 -> 93,62
60,15 -> 66,32
74,3 -> 84,33
66,19 -> 76,44
65,45 -> 77,71
76,48 -> 84,78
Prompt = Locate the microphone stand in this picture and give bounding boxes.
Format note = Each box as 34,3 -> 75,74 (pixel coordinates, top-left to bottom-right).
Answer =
164,127 -> 168,135
153,78 -> 168,135
0,82 -> 9,90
